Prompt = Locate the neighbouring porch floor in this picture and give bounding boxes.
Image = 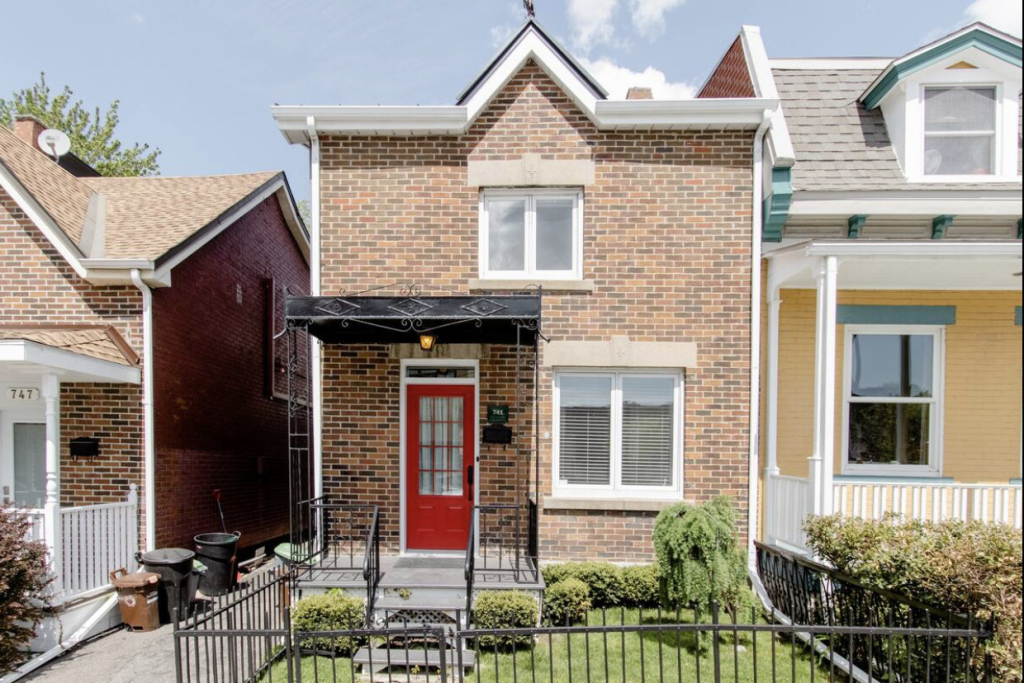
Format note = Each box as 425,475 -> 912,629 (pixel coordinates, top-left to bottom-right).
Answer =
297,555 -> 545,592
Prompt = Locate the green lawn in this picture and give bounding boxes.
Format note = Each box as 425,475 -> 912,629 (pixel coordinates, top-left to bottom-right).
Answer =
265,608 -> 834,682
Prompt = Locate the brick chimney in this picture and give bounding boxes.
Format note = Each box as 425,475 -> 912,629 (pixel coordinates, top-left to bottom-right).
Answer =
13,115 -> 49,151
626,87 -> 654,100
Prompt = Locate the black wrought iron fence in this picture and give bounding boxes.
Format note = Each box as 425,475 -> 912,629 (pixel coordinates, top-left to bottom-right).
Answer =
756,541 -> 991,683
174,566 -> 292,683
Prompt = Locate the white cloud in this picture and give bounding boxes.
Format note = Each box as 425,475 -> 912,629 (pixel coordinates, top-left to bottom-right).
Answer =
629,0 -> 686,39
963,0 -> 1022,37
491,24 -> 516,48
131,12 -> 146,24
568,0 -> 620,51
578,56 -> 697,99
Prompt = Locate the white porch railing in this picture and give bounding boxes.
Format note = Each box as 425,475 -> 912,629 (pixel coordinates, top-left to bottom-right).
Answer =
6,487 -> 139,601
764,475 -> 812,552
833,481 -> 1023,528
766,473 -> 1023,554
59,488 -> 140,599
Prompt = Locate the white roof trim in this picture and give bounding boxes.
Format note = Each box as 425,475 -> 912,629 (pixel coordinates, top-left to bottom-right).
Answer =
0,161 -> 89,279
789,190 -> 1023,218
0,339 -> 141,384
766,238 -> 1023,259
272,24 -> 777,143
740,26 -> 796,167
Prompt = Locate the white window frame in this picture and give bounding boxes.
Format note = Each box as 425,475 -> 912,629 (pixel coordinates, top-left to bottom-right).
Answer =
479,189 -> 583,281
841,325 -> 945,478
921,84 -> 999,179
552,369 -> 684,499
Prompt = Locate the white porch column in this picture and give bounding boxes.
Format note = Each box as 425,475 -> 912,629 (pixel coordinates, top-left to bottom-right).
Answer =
41,373 -> 62,592
765,290 -> 782,478
809,256 -> 838,517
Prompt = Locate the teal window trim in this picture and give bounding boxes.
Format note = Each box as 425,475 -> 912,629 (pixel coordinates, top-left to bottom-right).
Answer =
833,474 -> 955,484
1016,307 -> 1022,326
837,305 -> 957,326
762,167 -> 792,243
863,28 -> 1023,109
1011,479 -> 1022,486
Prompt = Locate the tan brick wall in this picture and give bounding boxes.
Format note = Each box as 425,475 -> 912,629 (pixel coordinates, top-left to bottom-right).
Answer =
1,189 -> 146,542
772,289 -> 1023,483
318,61 -> 755,562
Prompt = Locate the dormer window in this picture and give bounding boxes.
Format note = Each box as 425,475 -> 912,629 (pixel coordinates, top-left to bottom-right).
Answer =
923,86 -> 997,176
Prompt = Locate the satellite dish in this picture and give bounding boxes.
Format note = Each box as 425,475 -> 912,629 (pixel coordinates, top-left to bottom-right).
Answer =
37,129 -> 72,160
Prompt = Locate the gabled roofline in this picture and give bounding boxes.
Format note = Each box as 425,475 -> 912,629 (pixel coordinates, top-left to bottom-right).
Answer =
737,26 -> 796,167
862,23 -> 1023,109
273,21 -> 776,143
456,19 -> 607,104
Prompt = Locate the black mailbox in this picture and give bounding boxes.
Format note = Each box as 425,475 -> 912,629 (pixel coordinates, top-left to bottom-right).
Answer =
70,437 -> 100,459
482,425 -> 513,445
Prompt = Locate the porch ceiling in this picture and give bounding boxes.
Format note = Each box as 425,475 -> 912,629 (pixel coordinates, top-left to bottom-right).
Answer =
767,240 -> 1023,290
285,293 -> 543,345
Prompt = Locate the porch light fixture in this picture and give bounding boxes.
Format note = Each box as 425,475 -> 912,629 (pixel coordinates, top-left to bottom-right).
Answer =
419,334 -> 438,352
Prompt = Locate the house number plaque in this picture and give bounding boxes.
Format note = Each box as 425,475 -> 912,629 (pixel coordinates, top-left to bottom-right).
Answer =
487,405 -> 509,424
7,387 -> 40,402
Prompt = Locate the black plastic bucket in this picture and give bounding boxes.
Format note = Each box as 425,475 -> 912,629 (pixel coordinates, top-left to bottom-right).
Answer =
195,532 -> 240,596
137,548 -> 197,624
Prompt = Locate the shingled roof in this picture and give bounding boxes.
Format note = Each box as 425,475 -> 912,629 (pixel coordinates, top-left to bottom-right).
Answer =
0,124 -> 297,266
0,325 -> 139,366
773,66 -> 1023,192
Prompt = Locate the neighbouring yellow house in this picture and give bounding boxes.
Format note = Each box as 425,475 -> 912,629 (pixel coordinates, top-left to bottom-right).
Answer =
707,23 -> 1022,553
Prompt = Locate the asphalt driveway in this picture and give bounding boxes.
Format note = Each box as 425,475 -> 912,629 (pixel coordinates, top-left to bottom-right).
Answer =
22,625 -> 177,683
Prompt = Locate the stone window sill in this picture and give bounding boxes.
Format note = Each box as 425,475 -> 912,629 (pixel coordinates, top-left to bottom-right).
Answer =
468,279 -> 595,294
542,496 -> 681,513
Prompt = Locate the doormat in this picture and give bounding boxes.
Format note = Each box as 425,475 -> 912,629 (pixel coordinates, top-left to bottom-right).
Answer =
393,557 -> 464,570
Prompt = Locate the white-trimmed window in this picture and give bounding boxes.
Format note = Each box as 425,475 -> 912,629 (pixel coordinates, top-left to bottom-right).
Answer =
843,326 -> 944,476
480,190 -> 582,280
923,86 -> 997,176
553,371 -> 682,497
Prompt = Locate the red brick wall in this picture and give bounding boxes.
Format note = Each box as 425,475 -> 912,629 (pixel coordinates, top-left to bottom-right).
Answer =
699,37 -> 756,99
2,189 -> 145,534
152,197 -> 308,550
318,62 -> 754,562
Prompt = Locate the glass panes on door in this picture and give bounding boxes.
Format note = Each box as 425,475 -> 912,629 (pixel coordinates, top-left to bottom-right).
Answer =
14,423 -> 46,508
418,396 -> 464,496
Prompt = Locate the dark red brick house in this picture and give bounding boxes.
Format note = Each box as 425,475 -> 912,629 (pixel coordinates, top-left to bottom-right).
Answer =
1,116 -> 308,652
270,19 -> 774,602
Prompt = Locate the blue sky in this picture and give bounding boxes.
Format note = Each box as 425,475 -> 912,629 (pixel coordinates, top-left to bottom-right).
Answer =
2,0 -> 1019,203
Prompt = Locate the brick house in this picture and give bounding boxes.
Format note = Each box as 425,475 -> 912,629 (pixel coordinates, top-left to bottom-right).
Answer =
1,117 -> 308,653
698,24 -> 1022,553
270,19 -> 776,610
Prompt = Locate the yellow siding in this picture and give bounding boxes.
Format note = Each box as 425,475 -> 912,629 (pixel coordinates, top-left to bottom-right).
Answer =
772,290 -> 1022,484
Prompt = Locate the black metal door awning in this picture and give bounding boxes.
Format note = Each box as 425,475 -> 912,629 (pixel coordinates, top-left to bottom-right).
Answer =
285,289 -> 542,345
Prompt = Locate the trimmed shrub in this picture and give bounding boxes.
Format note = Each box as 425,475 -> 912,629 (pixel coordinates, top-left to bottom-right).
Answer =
806,514 -> 1023,683
653,497 -> 753,617
543,578 -> 591,626
542,562 -> 624,607
473,591 -> 539,650
291,591 -> 366,654
621,564 -> 660,608
1,507 -> 53,675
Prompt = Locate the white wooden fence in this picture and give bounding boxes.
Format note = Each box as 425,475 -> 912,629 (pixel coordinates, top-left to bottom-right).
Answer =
764,474 -> 813,552
60,489 -> 140,599
766,473 -> 1023,554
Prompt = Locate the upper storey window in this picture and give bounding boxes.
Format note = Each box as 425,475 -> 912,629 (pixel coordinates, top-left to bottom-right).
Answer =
923,86 -> 997,176
480,190 -> 582,280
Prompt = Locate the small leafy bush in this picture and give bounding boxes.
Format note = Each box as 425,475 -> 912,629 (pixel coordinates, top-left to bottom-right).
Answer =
621,564 -> 661,608
542,562 -> 624,607
1,508 -> 53,675
653,497 -> 752,617
543,578 -> 591,626
806,514 -> 1023,683
473,591 -> 539,650
292,591 -> 366,654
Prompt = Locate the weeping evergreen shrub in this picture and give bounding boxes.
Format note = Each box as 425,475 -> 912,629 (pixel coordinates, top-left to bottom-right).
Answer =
652,497 -> 752,618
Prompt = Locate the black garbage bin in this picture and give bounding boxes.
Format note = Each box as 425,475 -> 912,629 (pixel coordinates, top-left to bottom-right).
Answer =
138,548 -> 197,624
194,532 -> 241,596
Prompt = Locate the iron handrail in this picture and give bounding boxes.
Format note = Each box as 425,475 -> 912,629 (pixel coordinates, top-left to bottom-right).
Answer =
464,509 -> 477,624
362,506 -> 381,624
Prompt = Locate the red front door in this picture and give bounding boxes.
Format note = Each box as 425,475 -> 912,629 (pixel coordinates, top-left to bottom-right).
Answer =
407,384 -> 475,551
